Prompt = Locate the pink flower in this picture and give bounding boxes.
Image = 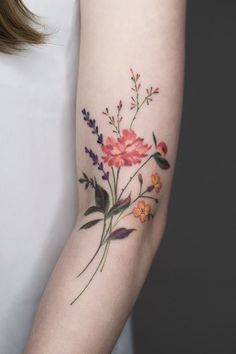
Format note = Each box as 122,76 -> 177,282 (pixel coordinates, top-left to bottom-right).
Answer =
156,141 -> 167,156
101,129 -> 152,168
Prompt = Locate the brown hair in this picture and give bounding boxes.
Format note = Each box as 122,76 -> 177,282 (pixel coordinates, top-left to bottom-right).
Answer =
0,0 -> 46,54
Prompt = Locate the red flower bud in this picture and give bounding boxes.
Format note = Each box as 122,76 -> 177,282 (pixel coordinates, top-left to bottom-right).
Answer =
156,142 -> 167,156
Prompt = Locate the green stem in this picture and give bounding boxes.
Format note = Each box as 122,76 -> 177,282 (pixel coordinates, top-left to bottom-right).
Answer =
76,218 -> 106,278
113,211 -> 133,229
118,155 -> 153,201
115,167 -> 120,201
102,215 -> 113,245
100,240 -> 111,272
141,195 -> 158,202
108,178 -> 115,205
139,181 -> 142,195
102,217 -> 112,243
100,214 -> 114,270
130,94 -> 152,129
70,241 -> 110,305
117,103 -> 121,135
129,74 -> 140,129
114,187 -> 157,228
131,188 -> 150,205
111,167 -> 116,196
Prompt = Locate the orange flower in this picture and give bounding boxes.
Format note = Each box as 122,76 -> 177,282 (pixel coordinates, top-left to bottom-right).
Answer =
133,200 -> 151,223
151,173 -> 162,193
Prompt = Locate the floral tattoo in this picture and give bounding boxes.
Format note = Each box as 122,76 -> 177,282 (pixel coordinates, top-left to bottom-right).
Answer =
70,68 -> 170,305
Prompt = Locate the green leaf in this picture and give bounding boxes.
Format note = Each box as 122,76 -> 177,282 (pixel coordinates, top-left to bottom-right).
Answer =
79,219 -> 103,230
153,152 -> 170,170
95,183 -> 110,212
152,132 -> 157,147
84,206 -> 104,216
107,195 -> 131,218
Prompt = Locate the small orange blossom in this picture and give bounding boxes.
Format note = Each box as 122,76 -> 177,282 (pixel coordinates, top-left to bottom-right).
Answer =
151,173 -> 162,193
133,200 -> 151,223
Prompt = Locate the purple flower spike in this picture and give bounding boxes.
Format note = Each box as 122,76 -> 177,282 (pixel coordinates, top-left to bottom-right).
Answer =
84,146 -> 109,182
85,147 -> 98,165
98,162 -> 103,171
82,109 -> 104,145
102,171 -> 109,180
97,133 -> 103,145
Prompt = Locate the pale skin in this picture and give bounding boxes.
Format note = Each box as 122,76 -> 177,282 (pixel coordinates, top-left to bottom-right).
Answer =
23,1 -> 186,353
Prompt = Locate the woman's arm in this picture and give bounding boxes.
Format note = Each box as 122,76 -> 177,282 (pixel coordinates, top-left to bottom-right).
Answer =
23,1 -> 186,353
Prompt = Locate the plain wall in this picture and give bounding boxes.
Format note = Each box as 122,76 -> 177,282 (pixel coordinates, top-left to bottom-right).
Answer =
133,1 -> 236,353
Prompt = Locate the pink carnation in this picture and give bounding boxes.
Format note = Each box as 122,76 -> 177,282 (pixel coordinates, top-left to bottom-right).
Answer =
101,129 -> 152,168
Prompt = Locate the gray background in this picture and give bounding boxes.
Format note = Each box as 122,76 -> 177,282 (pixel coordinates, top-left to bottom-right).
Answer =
133,1 -> 236,353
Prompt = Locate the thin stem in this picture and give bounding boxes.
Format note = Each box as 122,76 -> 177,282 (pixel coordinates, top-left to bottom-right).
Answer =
141,195 -> 158,202
100,240 -> 111,272
102,216 -> 113,244
113,211 -> 133,229
76,218 -> 106,278
131,188 -> 149,205
114,188 -> 157,228
100,215 -> 113,270
111,167 -> 116,197
117,102 -> 122,135
102,217 -> 112,243
139,181 -> 142,195
107,178 -> 115,205
70,242 -> 110,305
130,94 -> 153,129
118,155 -> 153,201
76,245 -> 102,278
129,72 -> 140,129
115,167 -> 120,201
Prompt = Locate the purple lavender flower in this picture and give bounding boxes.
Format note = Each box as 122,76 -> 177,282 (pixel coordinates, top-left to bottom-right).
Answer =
85,146 -> 109,181
102,171 -> 109,181
82,109 -> 104,145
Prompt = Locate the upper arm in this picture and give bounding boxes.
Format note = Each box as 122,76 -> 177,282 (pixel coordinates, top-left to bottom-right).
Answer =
75,0 -> 186,242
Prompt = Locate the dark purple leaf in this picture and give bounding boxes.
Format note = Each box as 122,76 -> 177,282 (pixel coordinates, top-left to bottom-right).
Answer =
147,185 -> 155,192
108,228 -> 136,240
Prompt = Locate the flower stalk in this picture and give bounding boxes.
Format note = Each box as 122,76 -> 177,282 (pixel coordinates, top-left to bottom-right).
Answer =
71,69 -> 169,305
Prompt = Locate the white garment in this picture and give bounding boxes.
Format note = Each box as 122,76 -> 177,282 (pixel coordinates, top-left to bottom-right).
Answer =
0,1 -> 133,353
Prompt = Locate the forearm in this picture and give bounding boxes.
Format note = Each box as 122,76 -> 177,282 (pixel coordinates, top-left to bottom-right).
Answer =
23,1 -> 186,353
24,217 -> 165,353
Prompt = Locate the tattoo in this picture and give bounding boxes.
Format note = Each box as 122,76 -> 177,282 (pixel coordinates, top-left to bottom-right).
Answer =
70,68 -> 170,305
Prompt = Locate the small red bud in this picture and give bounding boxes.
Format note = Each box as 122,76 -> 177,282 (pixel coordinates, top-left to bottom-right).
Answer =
156,142 -> 167,156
